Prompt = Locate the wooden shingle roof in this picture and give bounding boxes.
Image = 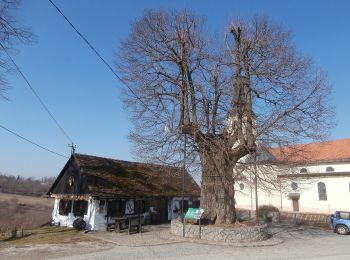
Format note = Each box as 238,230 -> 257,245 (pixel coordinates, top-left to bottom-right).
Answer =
48,153 -> 200,198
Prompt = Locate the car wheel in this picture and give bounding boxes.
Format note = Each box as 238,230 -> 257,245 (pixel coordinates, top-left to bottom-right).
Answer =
335,225 -> 349,235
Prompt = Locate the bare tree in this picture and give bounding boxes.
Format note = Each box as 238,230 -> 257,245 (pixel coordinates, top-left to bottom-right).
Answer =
0,0 -> 31,99
117,10 -> 333,224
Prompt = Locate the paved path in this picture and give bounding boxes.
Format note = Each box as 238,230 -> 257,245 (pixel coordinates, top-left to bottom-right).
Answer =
55,224 -> 350,260
2,224 -> 350,259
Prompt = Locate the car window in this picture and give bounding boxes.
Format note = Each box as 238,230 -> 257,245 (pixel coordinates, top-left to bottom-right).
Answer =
337,212 -> 350,220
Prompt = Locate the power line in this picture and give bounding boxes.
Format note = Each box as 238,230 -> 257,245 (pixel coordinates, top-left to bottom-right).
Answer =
0,123 -> 69,158
47,0 -> 167,124
0,43 -> 74,143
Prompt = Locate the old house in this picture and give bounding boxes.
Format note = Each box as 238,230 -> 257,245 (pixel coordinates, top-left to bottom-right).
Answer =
47,153 -> 200,230
235,138 -> 350,214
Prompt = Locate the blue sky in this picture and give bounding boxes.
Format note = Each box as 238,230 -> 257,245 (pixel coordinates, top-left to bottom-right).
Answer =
1,0 -> 349,178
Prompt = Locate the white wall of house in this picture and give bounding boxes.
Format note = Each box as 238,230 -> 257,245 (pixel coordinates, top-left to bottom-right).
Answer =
51,197 -> 96,229
52,197 -> 195,230
235,161 -> 350,214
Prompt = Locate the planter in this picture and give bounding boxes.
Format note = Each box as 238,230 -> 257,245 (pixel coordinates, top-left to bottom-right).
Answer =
170,219 -> 269,242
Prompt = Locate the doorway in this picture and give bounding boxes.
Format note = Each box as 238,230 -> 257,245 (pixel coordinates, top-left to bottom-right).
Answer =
292,198 -> 299,212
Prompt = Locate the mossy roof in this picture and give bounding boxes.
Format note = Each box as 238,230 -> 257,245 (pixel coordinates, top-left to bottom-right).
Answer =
57,153 -> 200,198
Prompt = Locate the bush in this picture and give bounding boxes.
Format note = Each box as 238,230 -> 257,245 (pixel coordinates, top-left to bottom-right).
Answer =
258,204 -> 279,218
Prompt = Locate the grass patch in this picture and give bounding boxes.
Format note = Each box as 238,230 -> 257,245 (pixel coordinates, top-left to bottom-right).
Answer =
0,226 -> 96,247
0,193 -> 54,232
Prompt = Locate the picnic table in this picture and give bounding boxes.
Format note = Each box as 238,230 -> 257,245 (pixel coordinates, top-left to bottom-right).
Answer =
107,214 -> 144,234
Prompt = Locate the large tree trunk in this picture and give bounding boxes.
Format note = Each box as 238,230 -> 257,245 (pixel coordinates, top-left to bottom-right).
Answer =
199,144 -> 236,224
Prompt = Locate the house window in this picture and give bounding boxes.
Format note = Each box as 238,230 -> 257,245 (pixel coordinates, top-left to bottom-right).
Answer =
135,200 -> 147,214
179,200 -> 189,213
73,200 -> 88,217
98,200 -> 105,212
317,182 -> 327,200
300,168 -> 307,173
326,166 -> 334,172
107,200 -> 126,217
239,183 -> 245,190
291,182 -> 298,191
59,199 -> 72,216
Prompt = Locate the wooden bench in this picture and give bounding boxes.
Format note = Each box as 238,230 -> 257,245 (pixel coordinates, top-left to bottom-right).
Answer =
107,215 -> 144,234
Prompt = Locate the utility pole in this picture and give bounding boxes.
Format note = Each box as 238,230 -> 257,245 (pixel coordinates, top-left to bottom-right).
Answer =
68,142 -> 76,155
254,151 -> 259,221
182,134 -> 187,237
164,123 -> 186,237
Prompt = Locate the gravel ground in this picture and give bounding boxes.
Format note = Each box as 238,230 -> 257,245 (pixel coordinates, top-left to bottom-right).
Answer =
2,224 -> 350,260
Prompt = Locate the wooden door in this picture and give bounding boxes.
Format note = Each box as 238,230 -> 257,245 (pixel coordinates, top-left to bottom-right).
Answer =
292,198 -> 299,212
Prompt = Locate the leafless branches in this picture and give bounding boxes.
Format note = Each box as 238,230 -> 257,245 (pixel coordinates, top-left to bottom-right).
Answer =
117,10 -> 333,223
0,0 -> 32,99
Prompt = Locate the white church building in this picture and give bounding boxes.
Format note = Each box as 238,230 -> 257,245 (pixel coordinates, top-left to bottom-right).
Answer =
235,138 -> 350,214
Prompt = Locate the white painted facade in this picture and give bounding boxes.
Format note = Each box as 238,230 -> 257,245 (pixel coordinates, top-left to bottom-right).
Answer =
52,197 -> 111,230
235,161 -> 350,214
51,197 -> 194,231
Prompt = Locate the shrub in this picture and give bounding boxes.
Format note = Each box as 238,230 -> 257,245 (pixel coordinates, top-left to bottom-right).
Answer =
258,204 -> 279,218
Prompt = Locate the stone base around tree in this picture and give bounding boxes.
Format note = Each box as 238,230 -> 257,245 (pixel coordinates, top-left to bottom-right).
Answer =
170,219 -> 269,242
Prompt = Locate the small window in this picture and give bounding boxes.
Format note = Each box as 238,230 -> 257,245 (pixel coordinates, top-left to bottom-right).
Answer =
98,200 -> 105,212
135,200 -> 147,214
326,166 -> 334,172
179,200 -> 189,212
59,199 -> 72,216
107,200 -> 126,217
239,183 -> 245,190
291,182 -> 298,191
73,200 -> 88,217
317,182 -> 327,201
300,168 -> 307,173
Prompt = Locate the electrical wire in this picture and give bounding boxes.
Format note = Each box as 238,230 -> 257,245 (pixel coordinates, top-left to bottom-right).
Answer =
47,0 -> 167,124
0,43 -> 74,144
0,123 -> 69,158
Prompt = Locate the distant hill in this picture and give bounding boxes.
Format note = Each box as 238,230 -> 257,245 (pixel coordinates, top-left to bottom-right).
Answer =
0,174 -> 55,197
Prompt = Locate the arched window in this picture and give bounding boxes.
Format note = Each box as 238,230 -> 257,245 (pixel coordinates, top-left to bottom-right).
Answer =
239,183 -> 244,190
300,168 -> 307,173
317,182 -> 327,200
326,166 -> 334,172
291,182 -> 298,191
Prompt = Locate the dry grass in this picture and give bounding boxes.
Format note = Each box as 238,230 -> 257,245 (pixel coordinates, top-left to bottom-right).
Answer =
0,192 -> 54,232
0,226 -> 97,248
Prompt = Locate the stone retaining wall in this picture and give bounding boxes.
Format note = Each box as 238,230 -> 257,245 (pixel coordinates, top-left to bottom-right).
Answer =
170,220 -> 269,242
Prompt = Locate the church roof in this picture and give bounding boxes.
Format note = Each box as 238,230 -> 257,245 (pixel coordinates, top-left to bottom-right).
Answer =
268,138 -> 350,164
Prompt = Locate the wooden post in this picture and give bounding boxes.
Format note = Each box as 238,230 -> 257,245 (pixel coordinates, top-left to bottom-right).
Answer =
128,217 -> 131,235
199,218 -> 201,239
139,214 -> 142,233
183,217 -> 186,238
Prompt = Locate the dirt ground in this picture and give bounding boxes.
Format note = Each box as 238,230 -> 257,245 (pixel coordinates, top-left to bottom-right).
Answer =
0,226 -> 113,260
0,241 -> 113,260
0,192 -> 54,232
